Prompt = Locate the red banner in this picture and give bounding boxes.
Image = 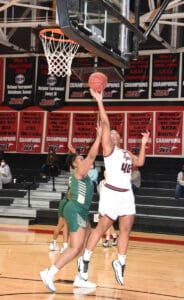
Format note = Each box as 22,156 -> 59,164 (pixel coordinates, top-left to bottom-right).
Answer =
0,58 -> 4,105
17,112 -> 44,153
0,111 -> 18,152
127,112 -> 153,154
71,113 -> 98,154
44,112 -> 70,153
155,112 -> 183,155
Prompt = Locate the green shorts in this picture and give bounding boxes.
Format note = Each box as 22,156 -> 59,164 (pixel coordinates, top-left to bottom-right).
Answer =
63,201 -> 89,232
58,197 -> 68,217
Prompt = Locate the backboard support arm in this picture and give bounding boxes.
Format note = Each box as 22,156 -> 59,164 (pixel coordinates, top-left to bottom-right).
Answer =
144,0 -> 170,38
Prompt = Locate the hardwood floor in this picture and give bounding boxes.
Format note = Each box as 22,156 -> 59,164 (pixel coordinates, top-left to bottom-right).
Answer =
0,224 -> 183,300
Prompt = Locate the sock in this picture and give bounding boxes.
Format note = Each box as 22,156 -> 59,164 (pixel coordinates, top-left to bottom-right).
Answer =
52,240 -> 57,245
105,235 -> 110,241
112,233 -> 117,238
48,264 -> 59,277
118,254 -> 126,266
83,249 -> 93,261
63,242 -> 68,249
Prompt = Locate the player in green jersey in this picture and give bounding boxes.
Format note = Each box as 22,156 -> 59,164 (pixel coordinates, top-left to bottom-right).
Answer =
40,123 -> 102,292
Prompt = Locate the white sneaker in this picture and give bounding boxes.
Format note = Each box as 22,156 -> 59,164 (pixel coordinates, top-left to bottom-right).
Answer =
78,256 -> 89,281
103,239 -> 110,248
112,237 -> 118,246
112,260 -> 125,285
60,245 -> 68,253
73,275 -> 96,288
40,268 -> 56,292
49,242 -> 59,251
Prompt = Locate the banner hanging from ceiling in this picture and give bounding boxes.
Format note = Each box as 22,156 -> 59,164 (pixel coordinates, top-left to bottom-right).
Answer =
155,111 -> 183,155
44,112 -> 70,153
123,56 -> 150,99
71,113 -> 98,154
0,111 -> 18,152
17,111 -> 44,153
36,56 -> 66,111
152,53 -> 179,98
127,112 -> 153,155
4,57 -> 35,110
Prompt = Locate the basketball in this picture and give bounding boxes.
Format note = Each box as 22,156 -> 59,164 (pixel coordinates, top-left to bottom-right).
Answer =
88,72 -> 108,92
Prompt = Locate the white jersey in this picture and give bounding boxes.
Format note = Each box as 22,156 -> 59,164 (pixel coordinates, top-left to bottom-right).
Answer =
104,146 -> 132,190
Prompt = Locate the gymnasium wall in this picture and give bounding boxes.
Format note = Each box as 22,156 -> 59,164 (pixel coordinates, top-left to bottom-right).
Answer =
0,50 -> 184,157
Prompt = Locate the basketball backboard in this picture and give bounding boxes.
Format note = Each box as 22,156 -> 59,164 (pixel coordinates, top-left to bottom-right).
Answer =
56,0 -> 171,81
56,0 -> 147,70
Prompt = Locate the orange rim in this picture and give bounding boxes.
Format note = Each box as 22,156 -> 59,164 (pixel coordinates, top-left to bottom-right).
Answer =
39,28 -> 78,44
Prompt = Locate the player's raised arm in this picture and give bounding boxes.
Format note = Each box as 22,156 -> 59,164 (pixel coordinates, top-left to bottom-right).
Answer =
129,131 -> 150,166
90,89 -> 113,156
76,123 -> 102,178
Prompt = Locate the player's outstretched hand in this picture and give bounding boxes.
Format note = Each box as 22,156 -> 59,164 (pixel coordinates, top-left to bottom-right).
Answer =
141,130 -> 150,145
90,89 -> 103,102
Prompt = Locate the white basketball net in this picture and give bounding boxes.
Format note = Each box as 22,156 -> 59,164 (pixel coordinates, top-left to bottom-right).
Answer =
40,30 -> 79,77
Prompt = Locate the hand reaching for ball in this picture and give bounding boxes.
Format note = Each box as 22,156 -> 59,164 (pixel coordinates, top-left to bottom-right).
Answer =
90,89 -> 103,102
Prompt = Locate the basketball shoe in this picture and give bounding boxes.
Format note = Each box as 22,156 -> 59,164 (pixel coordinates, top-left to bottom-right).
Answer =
112,237 -> 118,246
78,256 -> 89,281
103,239 -> 110,248
49,242 -> 59,251
60,244 -> 68,253
112,260 -> 125,285
40,268 -> 56,292
73,274 -> 96,288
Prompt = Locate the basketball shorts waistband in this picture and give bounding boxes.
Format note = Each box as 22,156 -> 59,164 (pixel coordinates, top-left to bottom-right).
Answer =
104,183 -> 129,192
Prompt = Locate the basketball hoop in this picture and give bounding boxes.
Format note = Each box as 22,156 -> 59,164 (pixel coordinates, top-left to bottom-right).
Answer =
39,28 -> 79,77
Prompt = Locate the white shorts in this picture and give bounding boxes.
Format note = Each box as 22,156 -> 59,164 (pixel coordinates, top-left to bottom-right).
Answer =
98,185 -> 136,220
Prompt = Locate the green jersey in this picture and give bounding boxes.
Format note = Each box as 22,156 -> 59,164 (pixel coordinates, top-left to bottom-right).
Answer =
69,172 -> 93,211
63,172 -> 94,232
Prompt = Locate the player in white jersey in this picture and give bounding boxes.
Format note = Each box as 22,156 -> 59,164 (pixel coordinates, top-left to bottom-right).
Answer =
78,88 -> 150,286
99,147 -> 135,220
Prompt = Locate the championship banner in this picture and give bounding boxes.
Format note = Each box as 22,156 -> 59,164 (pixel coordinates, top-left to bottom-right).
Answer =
4,57 -> 35,109
71,113 -> 98,154
152,53 -> 179,98
0,111 -> 18,152
127,112 -> 153,154
17,111 -> 44,153
68,57 -> 95,100
0,58 -> 4,105
44,112 -> 70,153
36,57 -> 66,111
155,112 -> 183,155
123,56 -> 150,99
